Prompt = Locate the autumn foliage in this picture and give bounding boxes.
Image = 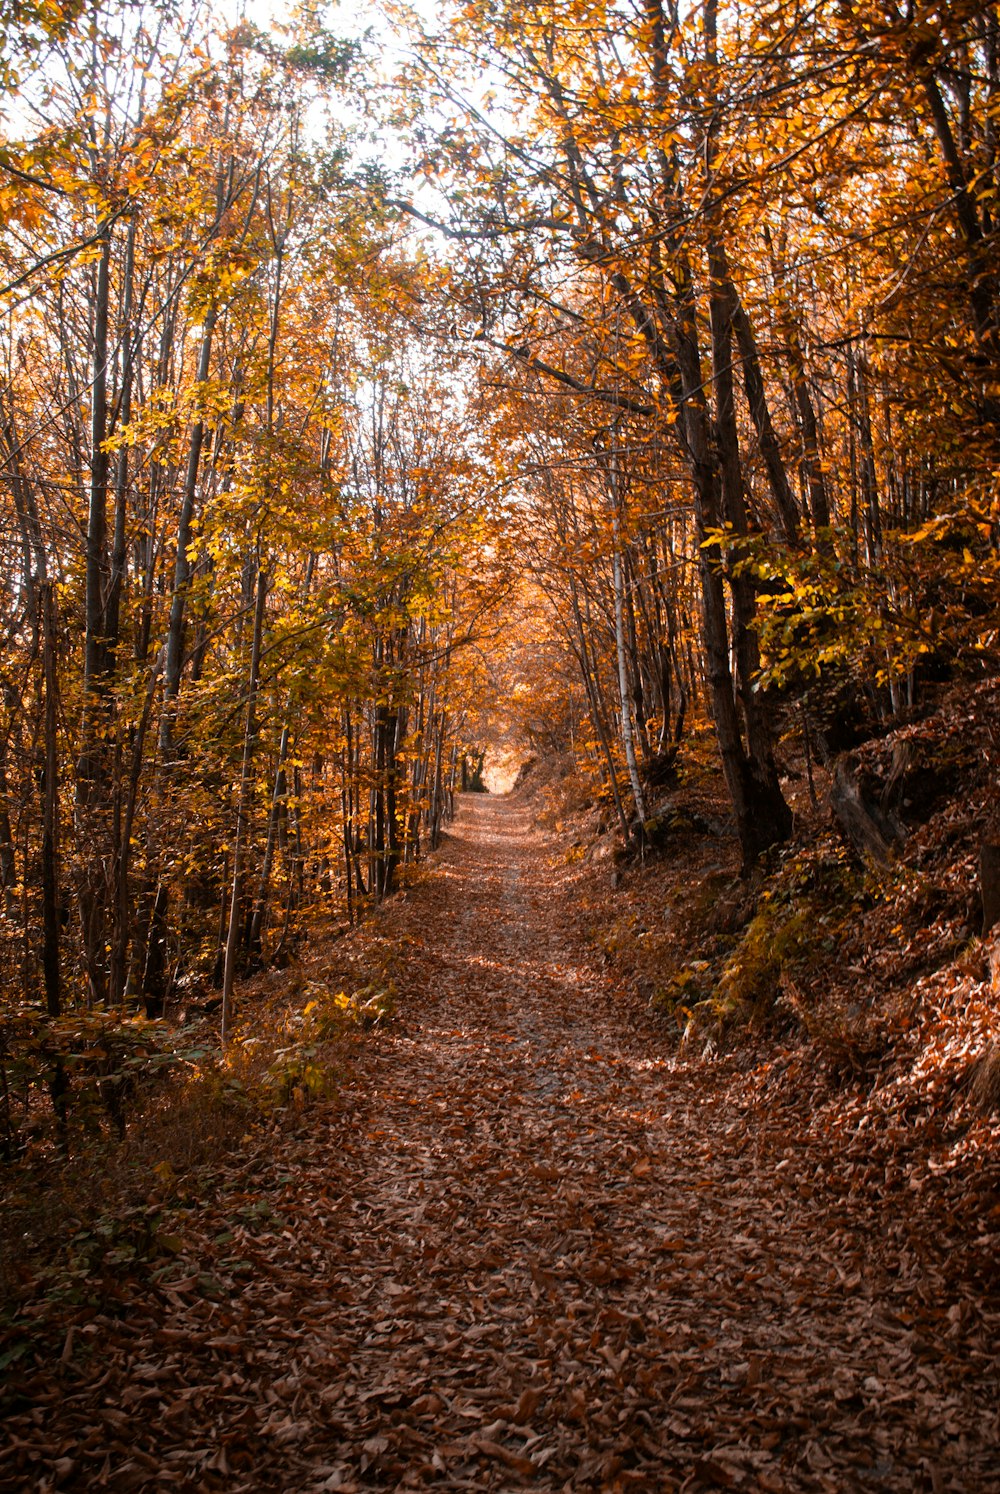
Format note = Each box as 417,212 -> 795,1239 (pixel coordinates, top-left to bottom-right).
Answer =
2,4 -> 1000,1487
0,2 -> 511,1150
0,0 -> 998,1186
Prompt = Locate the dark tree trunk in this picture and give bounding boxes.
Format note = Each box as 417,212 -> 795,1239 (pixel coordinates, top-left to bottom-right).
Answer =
222,565 -> 267,1040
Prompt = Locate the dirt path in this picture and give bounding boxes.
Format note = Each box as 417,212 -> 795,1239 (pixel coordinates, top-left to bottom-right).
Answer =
4,797 -> 998,1492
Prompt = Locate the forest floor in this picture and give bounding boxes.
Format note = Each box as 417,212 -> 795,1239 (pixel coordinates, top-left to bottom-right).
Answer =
3,794 -> 1000,1492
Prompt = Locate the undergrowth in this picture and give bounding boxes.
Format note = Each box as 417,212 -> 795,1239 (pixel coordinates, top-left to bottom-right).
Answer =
580,675 -> 999,1099
0,938 -> 399,1304
652,839 -> 872,1054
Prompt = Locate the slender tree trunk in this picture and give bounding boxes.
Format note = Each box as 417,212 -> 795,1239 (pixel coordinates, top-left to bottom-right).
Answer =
429,710 -> 446,850
80,221 -> 113,711
342,714 -> 355,925
41,584 -> 61,1023
568,580 -> 631,844
41,583 -> 67,1131
110,658 -> 162,1006
160,307 -> 218,756
74,220 -> 115,1006
608,441 -> 648,834
221,566 -> 267,1042
105,216 -> 138,1003
854,337 -> 882,565
731,294 -> 801,545
247,722 -> 290,960
0,750 -> 15,910
784,319 -> 832,539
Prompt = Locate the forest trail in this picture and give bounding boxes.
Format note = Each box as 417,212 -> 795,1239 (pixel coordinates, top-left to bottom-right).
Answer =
4,797 -> 999,1493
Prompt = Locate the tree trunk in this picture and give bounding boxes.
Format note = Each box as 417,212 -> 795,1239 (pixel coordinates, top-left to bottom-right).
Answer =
247,722 -> 290,960
41,584 -> 62,1022
160,307 -> 218,756
608,441 -> 648,835
709,250 -> 793,863
221,566 -> 267,1042
74,220 -> 114,1005
731,294 -> 801,545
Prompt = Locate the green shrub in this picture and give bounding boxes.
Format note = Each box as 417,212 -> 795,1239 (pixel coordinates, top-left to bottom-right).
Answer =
714,899 -> 814,1019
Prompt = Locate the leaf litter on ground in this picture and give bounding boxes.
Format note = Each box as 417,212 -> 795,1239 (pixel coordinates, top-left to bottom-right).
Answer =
2,795 -> 999,1491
